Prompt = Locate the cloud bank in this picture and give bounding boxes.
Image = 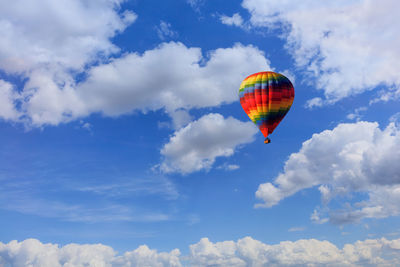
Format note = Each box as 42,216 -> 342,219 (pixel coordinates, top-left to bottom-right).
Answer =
255,121 -> 400,224
1,237 -> 400,266
0,239 -> 181,267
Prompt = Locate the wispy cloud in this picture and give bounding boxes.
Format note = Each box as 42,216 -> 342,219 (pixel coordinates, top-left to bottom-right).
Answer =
217,163 -> 240,171
76,176 -> 179,200
0,172 -> 178,223
0,191 -> 171,223
220,13 -> 243,27
370,87 -> 400,105
155,21 -> 178,40
346,106 -> 367,121
187,0 -> 204,12
288,226 -> 305,232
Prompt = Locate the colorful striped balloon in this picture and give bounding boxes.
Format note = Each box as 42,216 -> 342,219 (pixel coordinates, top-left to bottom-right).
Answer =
239,71 -> 294,143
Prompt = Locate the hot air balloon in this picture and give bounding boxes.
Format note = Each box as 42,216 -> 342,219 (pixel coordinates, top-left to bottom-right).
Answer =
239,71 -> 294,144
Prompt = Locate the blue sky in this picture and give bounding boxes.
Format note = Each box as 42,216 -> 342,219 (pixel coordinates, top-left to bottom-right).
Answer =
1,0 -> 400,266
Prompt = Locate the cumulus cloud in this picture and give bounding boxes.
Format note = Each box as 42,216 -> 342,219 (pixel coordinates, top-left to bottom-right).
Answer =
189,237 -> 400,266
255,121 -> 400,224
220,13 -> 244,27
160,113 -> 258,174
0,239 -> 181,267
167,109 -> 193,130
114,245 -> 181,267
7,40 -> 269,126
0,0 -> 272,127
77,42 -> 269,119
2,237 -> 400,266
242,0 -> 400,103
0,0 -> 137,124
0,0 -> 136,73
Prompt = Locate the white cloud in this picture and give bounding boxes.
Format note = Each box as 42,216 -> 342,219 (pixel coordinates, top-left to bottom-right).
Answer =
0,0 -> 137,126
0,80 -> 20,121
79,120 -> 93,133
11,41 -> 269,126
310,209 -> 329,224
0,239 -> 181,267
0,0 -> 272,127
242,0 -> 400,103
255,121 -> 400,224
226,164 -> 240,171
160,113 -> 258,174
217,163 -> 240,171
370,87 -> 400,105
1,237 -> 400,266
22,69 -> 87,126
77,42 -> 269,118
156,21 -> 178,40
0,0 -> 136,74
346,106 -> 367,121
168,109 -> 193,130
187,0 -> 204,12
189,237 -> 400,266
220,13 -> 244,27
288,227 -> 305,232
305,97 -> 323,109
389,112 -> 400,125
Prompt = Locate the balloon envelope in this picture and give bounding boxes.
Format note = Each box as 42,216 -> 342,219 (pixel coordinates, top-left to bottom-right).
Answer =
239,71 -> 294,141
